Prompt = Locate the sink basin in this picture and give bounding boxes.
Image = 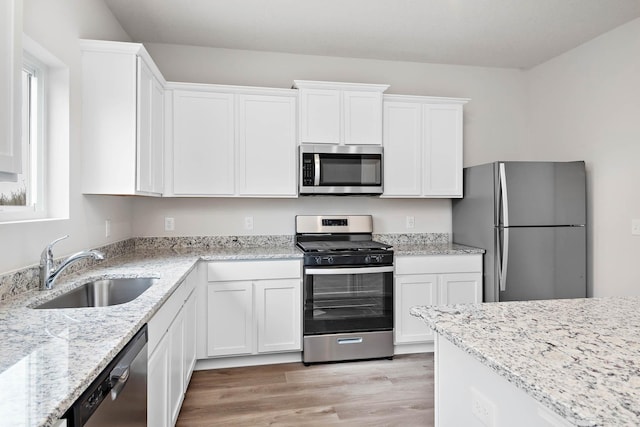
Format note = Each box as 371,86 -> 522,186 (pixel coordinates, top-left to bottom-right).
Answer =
34,278 -> 157,309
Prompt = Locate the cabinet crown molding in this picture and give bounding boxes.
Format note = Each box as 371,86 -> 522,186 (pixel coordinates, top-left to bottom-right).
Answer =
293,80 -> 390,92
166,81 -> 297,96
383,94 -> 470,104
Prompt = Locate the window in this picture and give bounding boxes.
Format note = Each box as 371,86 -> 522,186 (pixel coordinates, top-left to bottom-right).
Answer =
0,51 -> 46,220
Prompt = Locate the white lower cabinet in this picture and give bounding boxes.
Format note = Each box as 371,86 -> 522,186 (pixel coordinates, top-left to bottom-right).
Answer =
148,271 -> 197,427
394,255 -> 482,347
205,260 -> 302,358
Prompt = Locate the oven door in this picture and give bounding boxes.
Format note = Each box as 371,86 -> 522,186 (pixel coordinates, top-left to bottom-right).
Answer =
303,265 -> 393,335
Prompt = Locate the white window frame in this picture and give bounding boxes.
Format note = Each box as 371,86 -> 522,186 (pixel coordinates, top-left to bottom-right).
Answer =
0,47 -> 47,221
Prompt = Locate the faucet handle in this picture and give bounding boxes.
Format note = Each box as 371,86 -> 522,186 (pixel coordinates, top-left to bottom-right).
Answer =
45,235 -> 69,256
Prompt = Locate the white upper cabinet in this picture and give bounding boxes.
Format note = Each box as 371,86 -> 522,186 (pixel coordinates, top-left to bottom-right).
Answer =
80,40 -> 165,196
382,95 -> 468,198
171,90 -> 235,196
237,94 -> 296,196
0,0 -> 22,177
294,80 -> 389,145
167,84 -> 297,197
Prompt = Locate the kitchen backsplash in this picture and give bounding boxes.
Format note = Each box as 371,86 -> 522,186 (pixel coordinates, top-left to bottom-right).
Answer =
0,233 -> 448,302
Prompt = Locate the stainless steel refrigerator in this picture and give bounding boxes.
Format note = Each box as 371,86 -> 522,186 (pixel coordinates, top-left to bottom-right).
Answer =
452,161 -> 586,302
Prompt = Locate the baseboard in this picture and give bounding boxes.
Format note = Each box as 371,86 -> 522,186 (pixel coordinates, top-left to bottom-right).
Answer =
195,352 -> 302,370
394,342 -> 434,355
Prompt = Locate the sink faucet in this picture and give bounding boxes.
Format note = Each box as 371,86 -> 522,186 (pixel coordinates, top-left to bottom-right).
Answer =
39,235 -> 105,290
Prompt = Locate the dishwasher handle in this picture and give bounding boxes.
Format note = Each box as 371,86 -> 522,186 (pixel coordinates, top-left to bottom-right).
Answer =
109,327 -> 147,400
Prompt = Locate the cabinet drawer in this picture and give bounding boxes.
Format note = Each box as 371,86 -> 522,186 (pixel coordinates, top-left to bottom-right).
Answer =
148,274 -> 196,354
396,254 -> 482,275
207,260 -> 301,282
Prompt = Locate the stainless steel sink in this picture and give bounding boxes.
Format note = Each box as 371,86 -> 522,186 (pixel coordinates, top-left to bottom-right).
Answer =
34,278 -> 157,309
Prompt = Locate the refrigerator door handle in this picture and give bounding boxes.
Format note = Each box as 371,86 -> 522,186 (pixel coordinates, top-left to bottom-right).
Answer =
499,228 -> 510,292
499,163 -> 509,227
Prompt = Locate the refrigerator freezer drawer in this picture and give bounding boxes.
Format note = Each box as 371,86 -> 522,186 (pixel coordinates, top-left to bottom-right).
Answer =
496,226 -> 586,301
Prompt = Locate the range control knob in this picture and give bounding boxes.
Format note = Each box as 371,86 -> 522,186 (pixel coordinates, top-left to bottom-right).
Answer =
325,256 -> 334,264
372,255 -> 383,263
314,256 -> 322,265
364,255 -> 372,264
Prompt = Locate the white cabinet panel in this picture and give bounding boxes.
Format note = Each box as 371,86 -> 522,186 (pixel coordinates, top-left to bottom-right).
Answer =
343,90 -> 383,145
205,260 -> 302,358
172,90 -> 235,195
80,41 -> 164,195
168,309 -> 185,426
383,101 -> 422,196
148,332 -> 170,427
294,81 -> 388,146
237,94 -> 296,196
255,279 -> 301,353
382,95 -> 468,198
183,290 -> 197,387
439,273 -> 482,305
395,255 -> 482,349
207,281 -> 253,356
424,104 -> 463,196
395,274 -> 437,344
298,88 -> 341,144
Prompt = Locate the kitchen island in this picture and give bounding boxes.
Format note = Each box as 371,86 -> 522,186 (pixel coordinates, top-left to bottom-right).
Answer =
412,298 -> 640,426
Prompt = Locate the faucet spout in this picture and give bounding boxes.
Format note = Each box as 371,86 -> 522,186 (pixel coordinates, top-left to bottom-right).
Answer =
39,236 -> 105,290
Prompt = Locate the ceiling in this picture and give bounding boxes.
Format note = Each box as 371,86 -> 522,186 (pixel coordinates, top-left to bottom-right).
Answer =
103,0 -> 640,69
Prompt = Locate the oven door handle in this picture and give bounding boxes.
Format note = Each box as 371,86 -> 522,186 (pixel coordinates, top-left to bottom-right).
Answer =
305,266 -> 394,275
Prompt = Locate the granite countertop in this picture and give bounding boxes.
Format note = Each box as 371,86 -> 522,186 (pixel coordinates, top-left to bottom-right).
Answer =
391,242 -> 485,256
0,235 -> 482,427
0,245 -> 303,427
411,297 -> 640,426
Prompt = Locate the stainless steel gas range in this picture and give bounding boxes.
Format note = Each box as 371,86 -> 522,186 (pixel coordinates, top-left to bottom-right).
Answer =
295,215 -> 394,364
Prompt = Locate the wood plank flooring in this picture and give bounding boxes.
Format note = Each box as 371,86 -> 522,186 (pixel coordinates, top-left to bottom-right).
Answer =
176,354 -> 434,426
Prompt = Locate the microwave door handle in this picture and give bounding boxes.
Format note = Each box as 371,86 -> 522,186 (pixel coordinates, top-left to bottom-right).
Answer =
314,154 -> 320,186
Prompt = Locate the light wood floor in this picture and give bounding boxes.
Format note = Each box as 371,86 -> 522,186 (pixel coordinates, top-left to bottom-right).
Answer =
176,354 -> 434,426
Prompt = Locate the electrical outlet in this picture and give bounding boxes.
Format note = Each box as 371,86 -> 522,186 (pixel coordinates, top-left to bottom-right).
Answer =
470,387 -> 496,426
406,216 -> 415,229
632,219 -> 640,235
105,220 -> 111,238
164,217 -> 175,232
244,216 -> 254,230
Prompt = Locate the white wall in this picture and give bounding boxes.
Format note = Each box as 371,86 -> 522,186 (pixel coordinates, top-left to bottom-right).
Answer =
133,44 -> 528,236
526,18 -> 640,296
0,0 -> 133,274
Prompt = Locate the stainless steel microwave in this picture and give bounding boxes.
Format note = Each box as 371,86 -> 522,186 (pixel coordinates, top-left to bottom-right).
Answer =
299,145 -> 383,195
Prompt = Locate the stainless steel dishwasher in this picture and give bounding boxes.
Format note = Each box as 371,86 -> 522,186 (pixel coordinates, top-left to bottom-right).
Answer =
65,325 -> 147,426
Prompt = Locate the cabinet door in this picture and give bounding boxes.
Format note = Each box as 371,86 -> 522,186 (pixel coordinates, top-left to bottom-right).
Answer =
168,308 -> 185,426
423,104 -> 463,197
343,90 -> 383,145
148,332 -> 170,427
255,279 -> 301,353
382,101 -> 422,196
0,0 -> 21,176
298,88 -> 340,144
395,274 -> 437,344
183,290 -> 197,388
136,59 -> 153,193
172,90 -> 235,195
439,273 -> 482,305
207,281 -> 253,356
237,94 -> 296,196
150,76 -> 164,194
136,59 -> 164,195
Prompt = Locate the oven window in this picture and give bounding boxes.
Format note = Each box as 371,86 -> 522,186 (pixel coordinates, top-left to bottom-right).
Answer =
318,154 -> 381,186
304,270 -> 393,335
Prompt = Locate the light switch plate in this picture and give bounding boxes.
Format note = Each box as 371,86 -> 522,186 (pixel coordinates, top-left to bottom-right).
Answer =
245,216 -> 254,230
165,217 -> 175,232
632,219 -> 640,235
406,216 -> 415,229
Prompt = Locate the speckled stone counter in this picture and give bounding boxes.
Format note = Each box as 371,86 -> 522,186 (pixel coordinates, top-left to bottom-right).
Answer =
0,233 -> 482,427
392,242 -> 484,256
0,245 -> 302,427
411,298 -> 640,426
